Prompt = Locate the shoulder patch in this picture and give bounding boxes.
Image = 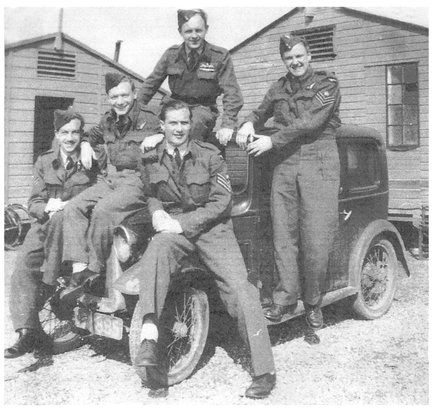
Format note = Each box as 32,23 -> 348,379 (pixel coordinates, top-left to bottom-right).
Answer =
216,172 -> 232,193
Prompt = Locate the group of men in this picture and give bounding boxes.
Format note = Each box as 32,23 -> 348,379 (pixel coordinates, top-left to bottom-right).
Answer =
5,8 -> 341,401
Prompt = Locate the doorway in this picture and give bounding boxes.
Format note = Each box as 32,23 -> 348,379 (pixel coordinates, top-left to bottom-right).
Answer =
33,96 -> 74,161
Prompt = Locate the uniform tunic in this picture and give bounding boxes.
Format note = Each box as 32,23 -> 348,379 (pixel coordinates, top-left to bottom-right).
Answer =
136,139 -> 275,377
62,101 -> 161,273
10,146 -> 100,331
138,41 -> 243,141
245,67 -> 341,306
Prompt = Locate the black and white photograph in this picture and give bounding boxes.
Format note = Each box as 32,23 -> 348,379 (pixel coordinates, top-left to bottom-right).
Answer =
2,1 -> 431,405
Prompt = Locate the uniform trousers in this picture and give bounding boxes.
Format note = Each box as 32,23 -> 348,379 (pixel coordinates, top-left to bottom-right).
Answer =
271,138 -> 340,307
137,221 -> 275,377
63,171 -> 148,273
10,211 -> 64,331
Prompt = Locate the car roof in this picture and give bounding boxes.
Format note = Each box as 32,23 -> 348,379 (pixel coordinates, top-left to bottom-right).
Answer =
336,124 -> 384,145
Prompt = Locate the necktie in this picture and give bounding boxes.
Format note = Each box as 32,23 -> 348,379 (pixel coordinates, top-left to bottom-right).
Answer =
65,156 -> 74,170
174,148 -> 182,168
187,50 -> 199,71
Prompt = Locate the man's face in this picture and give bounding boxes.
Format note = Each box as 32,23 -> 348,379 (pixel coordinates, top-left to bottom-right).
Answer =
55,118 -> 82,155
107,80 -> 136,115
179,14 -> 208,51
282,43 -> 311,78
161,108 -> 191,148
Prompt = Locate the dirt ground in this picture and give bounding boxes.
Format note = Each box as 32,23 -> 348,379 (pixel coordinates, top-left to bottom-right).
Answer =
3,249 -> 429,405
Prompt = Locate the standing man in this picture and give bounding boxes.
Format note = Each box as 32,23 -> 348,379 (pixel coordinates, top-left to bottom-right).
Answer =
138,9 -> 243,149
236,35 -> 341,328
134,100 -> 276,399
61,73 -> 161,298
5,109 -> 101,358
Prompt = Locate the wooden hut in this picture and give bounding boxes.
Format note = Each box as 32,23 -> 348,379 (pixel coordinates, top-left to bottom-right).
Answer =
227,7 -> 428,224
4,32 -> 167,206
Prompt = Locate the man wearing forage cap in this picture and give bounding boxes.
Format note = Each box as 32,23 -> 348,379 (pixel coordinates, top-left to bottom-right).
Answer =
137,8 -> 243,151
5,109 -> 102,358
61,72 -> 162,301
236,34 -> 341,329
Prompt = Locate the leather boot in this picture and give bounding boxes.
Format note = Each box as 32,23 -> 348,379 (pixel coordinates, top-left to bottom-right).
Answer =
60,268 -> 99,305
245,373 -> 276,399
4,328 -> 47,359
305,304 -> 323,329
135,339 -> 159,367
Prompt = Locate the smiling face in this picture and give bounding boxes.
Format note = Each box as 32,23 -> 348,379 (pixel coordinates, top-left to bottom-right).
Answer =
179,14 -> 208,51
107,80 -> 136,115
55,118 -> 82,155
282,42 -> 311,78
161,107 -> 191,149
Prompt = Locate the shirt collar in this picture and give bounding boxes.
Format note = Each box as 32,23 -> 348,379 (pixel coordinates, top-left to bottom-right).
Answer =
59,148 -> 79,168
157,138 -> 195,163
286,66 -> 314,87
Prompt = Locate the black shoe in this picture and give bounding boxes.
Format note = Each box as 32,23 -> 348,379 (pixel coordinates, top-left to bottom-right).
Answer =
135,339 -> 159,367
263,303 -> 296,322
245,373 -> 276,399
60,269 -> 99,305
305,304 -> 323,329
4,328 -> 50,359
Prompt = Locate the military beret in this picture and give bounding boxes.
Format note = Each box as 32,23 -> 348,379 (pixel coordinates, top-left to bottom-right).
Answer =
177,9 -> 208,31
279,34 -> 309,56
105,72 -> 130,93
53,108 -> 85,131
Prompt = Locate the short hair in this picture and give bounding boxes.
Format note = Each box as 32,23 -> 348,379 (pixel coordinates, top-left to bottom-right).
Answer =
159,99 -> 192,121
177,9 -> 208,31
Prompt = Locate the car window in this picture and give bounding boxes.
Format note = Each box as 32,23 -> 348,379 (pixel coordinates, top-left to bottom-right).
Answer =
344,141 -> 381,192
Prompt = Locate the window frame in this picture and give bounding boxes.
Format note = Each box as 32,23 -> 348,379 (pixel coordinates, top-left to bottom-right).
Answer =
292,24 -> 337,62
385,62 -> 420,151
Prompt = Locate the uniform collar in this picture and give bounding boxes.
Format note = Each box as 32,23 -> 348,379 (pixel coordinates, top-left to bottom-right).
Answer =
177,41 -> 211,63
157,138 -> 196,164
50,142 -> 80,169
109,99 -> 139,125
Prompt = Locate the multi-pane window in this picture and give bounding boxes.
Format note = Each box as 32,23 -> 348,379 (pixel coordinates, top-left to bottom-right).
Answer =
292,25 -> 336,62
386,63 -> 419,149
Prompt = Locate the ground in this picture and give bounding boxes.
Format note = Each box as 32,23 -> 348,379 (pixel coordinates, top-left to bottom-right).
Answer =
3,249 -> 428,405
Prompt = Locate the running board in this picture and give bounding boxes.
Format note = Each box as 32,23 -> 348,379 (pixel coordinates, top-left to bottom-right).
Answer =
265,286 -> 357,326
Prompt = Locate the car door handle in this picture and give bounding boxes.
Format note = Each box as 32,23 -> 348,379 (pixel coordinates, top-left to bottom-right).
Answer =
340,209 -> 352,221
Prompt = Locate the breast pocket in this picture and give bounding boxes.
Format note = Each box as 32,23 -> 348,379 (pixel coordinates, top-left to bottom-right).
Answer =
186,172 -> 210,205
167,65 -> 184,76
197,70 -> 217,80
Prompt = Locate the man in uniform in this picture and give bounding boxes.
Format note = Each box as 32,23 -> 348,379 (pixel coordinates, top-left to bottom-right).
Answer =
134,100 -> 276,399
61,73 -> 161,298
5,109 -> 101,358
138,9 -> 243,150
236,35 -> 341,328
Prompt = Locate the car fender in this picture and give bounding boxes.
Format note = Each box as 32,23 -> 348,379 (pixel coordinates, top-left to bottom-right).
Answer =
348,219 -> 410,288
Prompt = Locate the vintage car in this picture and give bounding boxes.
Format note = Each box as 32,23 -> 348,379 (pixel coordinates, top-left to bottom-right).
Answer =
39,124 -> 409,387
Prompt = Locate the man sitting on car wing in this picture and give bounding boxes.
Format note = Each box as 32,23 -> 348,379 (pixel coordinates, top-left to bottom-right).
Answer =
5,109 -> 102,359
134,99 -> 276,399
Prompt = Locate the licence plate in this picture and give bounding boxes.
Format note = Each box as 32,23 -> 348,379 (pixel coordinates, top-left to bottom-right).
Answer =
90,313 -> 124,340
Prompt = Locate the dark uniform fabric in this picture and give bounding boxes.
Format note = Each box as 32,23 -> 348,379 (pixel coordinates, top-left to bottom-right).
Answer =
245,66 -> 341,306
138,139 -> 275,377
62,101 -> 161,273
138,41 -> 243,140
10,147 -> 100,331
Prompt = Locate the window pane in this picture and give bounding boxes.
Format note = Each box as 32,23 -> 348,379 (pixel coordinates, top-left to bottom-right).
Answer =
346,143 -> 379,189
388,126 -> 403,146
403,105 -> 419,125
404,84 -> 419,104
387,85 -> 402,104
403,125 -> 419,145
388,105 -> 403,125
404,64 -> 418,83
387,65 -> 402,84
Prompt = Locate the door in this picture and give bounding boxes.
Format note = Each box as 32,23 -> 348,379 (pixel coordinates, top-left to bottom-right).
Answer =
33,96 -> 74,161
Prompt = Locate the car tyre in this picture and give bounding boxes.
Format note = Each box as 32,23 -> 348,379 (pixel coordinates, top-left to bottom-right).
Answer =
351,236 -> 398,319
130,286 -> 209,387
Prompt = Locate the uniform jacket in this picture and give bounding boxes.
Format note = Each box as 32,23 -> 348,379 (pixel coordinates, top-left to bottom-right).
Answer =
138,41 -> 243,129
84,100 -> 161,171
29,145 -> 100,222
245,67 -> 341,150
142,139 -> 233,239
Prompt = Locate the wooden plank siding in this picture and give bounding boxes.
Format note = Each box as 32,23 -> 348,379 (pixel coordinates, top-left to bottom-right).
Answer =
229,7 -> 428,219
5,36 -> 166,206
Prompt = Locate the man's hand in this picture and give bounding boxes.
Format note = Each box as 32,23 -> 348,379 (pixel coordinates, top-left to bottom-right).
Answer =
246,135 -> 273,157
236,122 -> 255,150
141,133 -> 164,153
80,141 -> 97,169
216,128 -> 234,146
45,198 -> 65,214
152,210 -> 183,234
